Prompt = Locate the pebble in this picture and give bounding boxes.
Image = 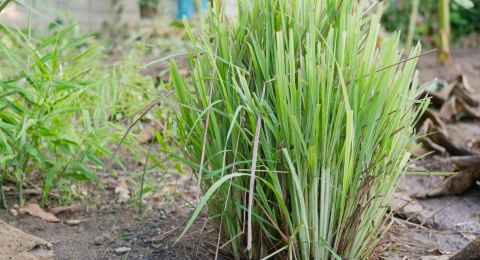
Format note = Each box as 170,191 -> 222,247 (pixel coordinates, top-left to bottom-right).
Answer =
65,219 -> 85,226
9,209 -> 18,217
114,247 -> 132,255
93,234 -> 110,246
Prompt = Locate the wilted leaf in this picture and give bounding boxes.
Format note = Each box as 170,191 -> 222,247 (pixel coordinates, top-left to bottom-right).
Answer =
417,116 -> 473,156
49,204 -> 82,215
414,166 -> 480,199
137,121 -> 163,144
9,209 -> 18,217
420,79 -> 451,107
450,237 -> 480,260
391,191 -> 424,214
114,178 -> 130,203
439,96 -> 457,121
451,75 -> 478,107
19,203 -> 60,223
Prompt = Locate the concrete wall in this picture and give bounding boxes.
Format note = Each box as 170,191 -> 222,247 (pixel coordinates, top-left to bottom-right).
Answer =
0,1 -> 244,32
0,0 -> 176,31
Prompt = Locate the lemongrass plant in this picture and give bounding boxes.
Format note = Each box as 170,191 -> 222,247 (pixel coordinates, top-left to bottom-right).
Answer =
171,0 -> 426,259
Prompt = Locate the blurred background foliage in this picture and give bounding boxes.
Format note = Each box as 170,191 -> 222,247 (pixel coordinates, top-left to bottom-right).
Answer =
382,0 -> 480,47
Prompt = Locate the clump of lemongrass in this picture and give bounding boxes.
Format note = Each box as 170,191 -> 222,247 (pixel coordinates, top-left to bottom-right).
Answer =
171,0 -> 426,259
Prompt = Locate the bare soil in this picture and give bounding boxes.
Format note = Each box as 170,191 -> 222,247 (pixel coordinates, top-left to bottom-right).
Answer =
0,48 -> 479,260
0,187 -> 223,260
383,48 -> 480,259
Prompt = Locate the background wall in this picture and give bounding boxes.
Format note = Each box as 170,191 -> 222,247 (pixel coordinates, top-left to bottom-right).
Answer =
0,0 -> 177,31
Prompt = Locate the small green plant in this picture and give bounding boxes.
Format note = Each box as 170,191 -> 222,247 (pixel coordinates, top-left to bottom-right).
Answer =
0,25 -> 111,206
0,17 -> 176,208
172,0 -> 426,259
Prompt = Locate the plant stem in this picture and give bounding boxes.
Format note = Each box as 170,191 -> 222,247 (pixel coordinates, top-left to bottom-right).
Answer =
438,0 -> 450,63
0,173 -> 7,209
406,0 -> 419,52
18,155 -> 30,207
138,142 -> 154,214
17,176 -> 24,207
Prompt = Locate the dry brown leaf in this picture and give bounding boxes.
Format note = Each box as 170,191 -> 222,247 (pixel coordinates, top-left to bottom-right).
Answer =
391,192 -> 423,213
420,109 -> 447,129
456,98 -> 480,119
114,178 -> 130,203
417,111 -> 474,156
450,237 -> 480,260
2,185 -> 15,192
420,79 -> 452,107
439,96 -> 480,122
149,193 -> 164,208
414,168 -> 480,199
161,184 -> 177,194
137,121 -> 163,144
411,145 -> 430,158
467,139 -> 480,151
390,192 -> 432,226
439,74 -> 480,121
417,119 -> 448,155
19,203 -> 60,223
49,204 -> 82,215
451,156 -> 480,170
451,74 -> 479,107
439,96 -> 457,121
9,208 -> 18,217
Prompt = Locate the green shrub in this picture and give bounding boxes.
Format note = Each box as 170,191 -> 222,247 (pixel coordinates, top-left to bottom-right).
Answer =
0,22 -> 165,207
0,25 -> 111,206
172,0 -> 425,259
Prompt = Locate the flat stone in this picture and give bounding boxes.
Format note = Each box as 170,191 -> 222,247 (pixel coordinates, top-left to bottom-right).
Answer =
0,220 -> 54,260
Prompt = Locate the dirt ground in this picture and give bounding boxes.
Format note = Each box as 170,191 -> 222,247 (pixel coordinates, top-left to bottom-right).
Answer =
0,48 -> 479,260
0,180 -> 224,260
382,48 -> 480,259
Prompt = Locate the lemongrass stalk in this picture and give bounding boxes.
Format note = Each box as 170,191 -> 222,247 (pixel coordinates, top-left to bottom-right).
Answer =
0,0 -> 13,13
